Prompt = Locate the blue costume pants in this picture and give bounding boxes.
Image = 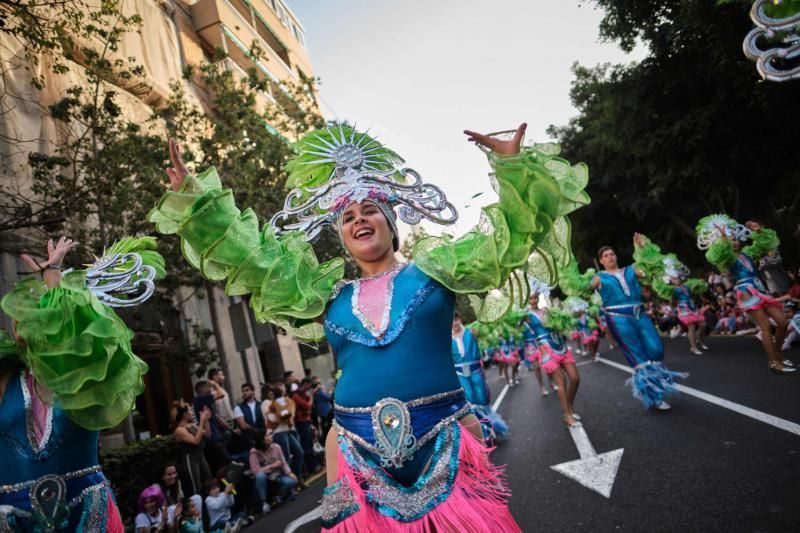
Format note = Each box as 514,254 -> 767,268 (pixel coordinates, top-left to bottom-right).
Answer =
457,367 -> 490,406
605,312 -> 664,367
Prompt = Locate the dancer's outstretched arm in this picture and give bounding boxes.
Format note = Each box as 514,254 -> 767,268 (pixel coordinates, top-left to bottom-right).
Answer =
149,140 -> 344,341
413,124 -> 591,321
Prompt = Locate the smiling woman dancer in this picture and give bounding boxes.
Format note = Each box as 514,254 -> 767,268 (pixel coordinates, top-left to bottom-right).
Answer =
150,122 -> 589,531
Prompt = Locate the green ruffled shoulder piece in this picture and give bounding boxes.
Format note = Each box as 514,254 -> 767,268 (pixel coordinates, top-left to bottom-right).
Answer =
544,306 -> 576,335
413,144 -> 590,322
1,277 -> 147,430
705,239 -> 737,272
559,259 -> 596,299
147,167 -> 344,342
742,228 -> 779,261
632,236 -> 664,282
0,330 -> 21,364
685,278 -> 708,295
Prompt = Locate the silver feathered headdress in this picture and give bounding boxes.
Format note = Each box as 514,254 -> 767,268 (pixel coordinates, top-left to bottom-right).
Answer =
269,124 -> 458,241
695,214 -> 751,250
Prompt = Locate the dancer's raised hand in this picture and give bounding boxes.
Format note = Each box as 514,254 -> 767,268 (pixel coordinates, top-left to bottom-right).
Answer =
166,138 -> 189,192
744,220 -> 762,231
633,232 -> 646,248
464,123 -> 527,155
20,236 -> 78,272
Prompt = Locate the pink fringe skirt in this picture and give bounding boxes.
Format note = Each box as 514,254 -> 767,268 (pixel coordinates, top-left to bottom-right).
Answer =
736,286 -> 783,313
540,344 -> 576,374
524,341 -> 539,363
580,330 -> 600,345
321,422 -> 520,532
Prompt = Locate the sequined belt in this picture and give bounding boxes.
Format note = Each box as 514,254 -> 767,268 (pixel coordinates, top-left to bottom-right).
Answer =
604,303 -> 644,319
0,469 -> 108,529
334,389 -> 469,468
454,361 -> 482,377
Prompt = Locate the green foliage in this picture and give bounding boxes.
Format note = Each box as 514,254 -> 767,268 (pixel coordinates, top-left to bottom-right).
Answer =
100,435 -> 180,521
550,0 -> 800,270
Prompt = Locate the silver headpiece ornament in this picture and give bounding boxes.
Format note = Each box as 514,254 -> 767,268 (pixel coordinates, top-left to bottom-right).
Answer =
743,0 -> 800,81
529,277 -> 552,297
696,214 -> 751,250
563,296 -> 589,314
65,252 -> 157,307
270,124 -> 458,241
662,256 -> 690,284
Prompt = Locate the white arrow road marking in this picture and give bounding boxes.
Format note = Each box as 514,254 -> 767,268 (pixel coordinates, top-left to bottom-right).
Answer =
284,505 -> 323,533
550,423 -> 624,498
596,356 -> 800,436
284,381 -> 515,531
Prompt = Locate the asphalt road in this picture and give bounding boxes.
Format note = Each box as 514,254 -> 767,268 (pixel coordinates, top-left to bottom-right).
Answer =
255,336 -> 800,532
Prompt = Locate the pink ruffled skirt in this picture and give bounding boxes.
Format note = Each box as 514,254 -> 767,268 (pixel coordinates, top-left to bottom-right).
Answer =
539,344 -> 576,374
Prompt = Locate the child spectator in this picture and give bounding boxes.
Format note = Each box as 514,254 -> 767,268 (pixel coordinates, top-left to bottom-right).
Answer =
203,478 -> 248,532
178,497 -> 204,533
136,484 -> 167,533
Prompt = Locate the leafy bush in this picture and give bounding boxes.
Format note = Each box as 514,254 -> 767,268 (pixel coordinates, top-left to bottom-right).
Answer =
100,435 -> 181,521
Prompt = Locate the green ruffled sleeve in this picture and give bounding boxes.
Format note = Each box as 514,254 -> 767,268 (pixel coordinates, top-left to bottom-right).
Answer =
147,167 -> 345,341
705,239 -> 737,272
559,259 -> 596,299
742,228 -> 779,261
413,144 -> 589,321
632,236 -> 681,300
1,275 -> 147,430
685,278 -> 708,295
544,307 -> 576,335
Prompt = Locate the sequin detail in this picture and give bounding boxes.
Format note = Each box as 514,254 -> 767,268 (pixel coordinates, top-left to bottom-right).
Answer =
20,370 -> 53,454
371,398 -> 416,468
320,478 -> 359,527
0,466 -> 102,494
76,484 -> 108,532
334,388 -> 464,413
324,279 -> 437,347
338,420 -> 461,522
350,264 -> 404,339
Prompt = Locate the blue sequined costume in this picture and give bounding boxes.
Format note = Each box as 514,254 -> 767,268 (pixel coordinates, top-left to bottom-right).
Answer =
0,369 -> 120,532
451,328 -> 508,441
597,267 -> 686,408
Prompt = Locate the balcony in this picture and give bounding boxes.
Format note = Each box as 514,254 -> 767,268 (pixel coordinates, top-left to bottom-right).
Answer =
192,0 -> 297,82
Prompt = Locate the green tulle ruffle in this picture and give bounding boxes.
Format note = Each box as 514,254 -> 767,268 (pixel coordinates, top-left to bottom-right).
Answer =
743,229 -> 780,261
705,239 -> 737,272
1,276 -> 148,430
544,306 -> 576,335
559,259 -> 596,299
147,167 -> 344,342
413,144 -> 590,321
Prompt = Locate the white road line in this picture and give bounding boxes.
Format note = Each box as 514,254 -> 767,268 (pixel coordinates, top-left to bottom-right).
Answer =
576,360 -> 596,367
595,356 -> 800,437
284,505 -> 323,533
492,384 -> 510,411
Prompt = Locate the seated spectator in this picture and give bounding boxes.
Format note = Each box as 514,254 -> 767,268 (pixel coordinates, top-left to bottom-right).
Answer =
172,400 -> 213,497
178,497 -> 204,533
203,478 -> 249,532
250,429 -> 298,514
159,463 -> 202,532
136,484 -> 167,533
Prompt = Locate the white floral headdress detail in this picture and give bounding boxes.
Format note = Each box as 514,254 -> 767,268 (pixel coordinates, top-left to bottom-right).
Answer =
661,256 -> 689,284
563,296 -> 589,314
270,124 -> 458,241
696,214 -> 751,250
528,277 -> 551,297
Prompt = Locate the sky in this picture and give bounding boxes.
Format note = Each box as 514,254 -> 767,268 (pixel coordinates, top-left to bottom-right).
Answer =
286,0 -> 645,239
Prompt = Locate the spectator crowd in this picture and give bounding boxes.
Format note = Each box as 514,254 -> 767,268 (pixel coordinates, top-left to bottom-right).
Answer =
133,368 -> 334,532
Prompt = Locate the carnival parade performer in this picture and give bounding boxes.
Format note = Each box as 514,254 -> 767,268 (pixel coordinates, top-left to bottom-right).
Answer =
149,121 -> 590,530
563,238 -> 687,411
0,236 -> 165,532
697,215 -> 795,374
564,296 -> 600,362
451,313 -> 509,442
632,233 -> 709,356
523,291 -> 581,427
523,290 -> 556,396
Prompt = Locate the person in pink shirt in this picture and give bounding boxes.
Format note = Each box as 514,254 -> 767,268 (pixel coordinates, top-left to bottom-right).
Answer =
249,429 -> 298,514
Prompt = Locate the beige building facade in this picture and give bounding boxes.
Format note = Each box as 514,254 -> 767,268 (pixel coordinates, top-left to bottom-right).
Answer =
0,0 -> 335,441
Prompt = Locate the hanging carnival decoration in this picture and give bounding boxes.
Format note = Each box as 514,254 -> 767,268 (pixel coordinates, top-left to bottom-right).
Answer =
742,0 -> 800,81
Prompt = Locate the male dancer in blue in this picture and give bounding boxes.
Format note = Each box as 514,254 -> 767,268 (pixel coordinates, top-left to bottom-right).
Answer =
452,312 -> 509,441
590,236 -> 686,410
